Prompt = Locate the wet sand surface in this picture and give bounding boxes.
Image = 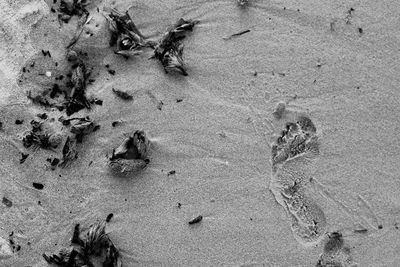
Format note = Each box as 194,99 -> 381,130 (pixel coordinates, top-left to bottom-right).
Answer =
1,0 -> 400,266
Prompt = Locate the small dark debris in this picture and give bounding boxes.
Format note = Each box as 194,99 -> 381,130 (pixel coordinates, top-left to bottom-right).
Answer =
30,62 -> 35,68
378,224 -> 383,229
107,69 -> 116,75
188,215 -> 203,225
37,113 -> 48,120
354,228 -> 368,233
167,170 -> 176,176
22,67 -> 26,73
112,88 -> 133,100
223,29 -> 250,40
41,50 -> 51,57
358,27 -> 363,34
38,201 -> 42,205
105,64 -> 110,68
71,224 -> 81,244
15,119 -> 24,125
16,245 -> 21,252
33,182 -> 44,190
0,121 -> 2,130
20,153 -> 29,164
395,223 -> 399,230
157,101 -> 163,111
2,197 -> 12,207
106,213 -> 114,222
51,7 -> 56,13
176,98 -> 183,103
111,121 -> 120,127
177,203 -> 181,208
50,158 -> 60,168
253,71 -> 257,76
144,159 -> 150,164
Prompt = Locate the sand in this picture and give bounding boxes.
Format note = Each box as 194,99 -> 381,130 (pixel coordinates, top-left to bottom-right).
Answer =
1,0 -> 400,266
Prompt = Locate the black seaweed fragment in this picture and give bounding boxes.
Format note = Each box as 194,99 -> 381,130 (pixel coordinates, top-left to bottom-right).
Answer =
153,18 -> 199,75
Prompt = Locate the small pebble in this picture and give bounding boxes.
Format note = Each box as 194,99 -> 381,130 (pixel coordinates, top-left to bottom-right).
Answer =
188,215 -> 203,225
45,71 -> 52,77
32,183 -> 44,190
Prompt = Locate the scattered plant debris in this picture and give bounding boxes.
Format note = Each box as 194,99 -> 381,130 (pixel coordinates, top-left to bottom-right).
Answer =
153,18 -> 199,75
112,88 -> 133,100
2,197 -> 12,207
188,215 -> 203,225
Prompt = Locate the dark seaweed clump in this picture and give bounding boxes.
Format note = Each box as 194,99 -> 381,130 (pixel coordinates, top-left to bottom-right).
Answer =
153,18 -> 199,76
105,9 -> 155,58
27,54 -> 95,117
22,120 -> 53,149
58,0 -> 90,24
43,219 -> 121,267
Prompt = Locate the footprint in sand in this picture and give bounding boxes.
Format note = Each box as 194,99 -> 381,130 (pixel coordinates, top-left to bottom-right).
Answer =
270,114 -> 327,246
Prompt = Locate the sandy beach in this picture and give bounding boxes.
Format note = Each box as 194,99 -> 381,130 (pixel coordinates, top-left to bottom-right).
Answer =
1,0 -> 400,266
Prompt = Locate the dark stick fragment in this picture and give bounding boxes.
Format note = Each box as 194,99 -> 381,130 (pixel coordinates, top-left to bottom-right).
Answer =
188,215 -> 203,225
2,197 -> 12,207
20,153 -> 29,164
167,170 -> 176,176
71,224 -> 81,244
354,228 -> 368,233
106,213 -> 114,222
112,88 -> 133,100
33,182 -> 44,190
223,29 -> 250,40
15,119 -> 24,125
107,69 -> 116,75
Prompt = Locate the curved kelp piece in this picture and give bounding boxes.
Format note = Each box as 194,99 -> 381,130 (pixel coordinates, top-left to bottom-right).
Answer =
153,18 -> 199,76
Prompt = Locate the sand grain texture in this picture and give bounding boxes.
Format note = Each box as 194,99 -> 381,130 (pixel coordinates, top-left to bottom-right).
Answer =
1,0 -> 400,266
